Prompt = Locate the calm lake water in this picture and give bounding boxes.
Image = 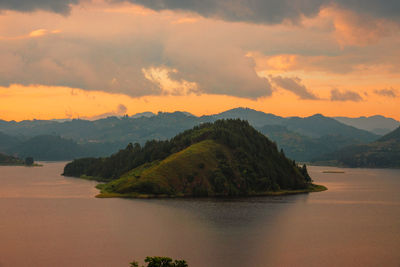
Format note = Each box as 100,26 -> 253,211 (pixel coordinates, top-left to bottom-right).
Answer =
0,163 -> 399,267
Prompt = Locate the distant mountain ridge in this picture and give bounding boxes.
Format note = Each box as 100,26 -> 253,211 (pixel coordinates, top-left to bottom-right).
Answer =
258,125 -> 367,162
0,107 -> 388,161
334,115 -> 399,135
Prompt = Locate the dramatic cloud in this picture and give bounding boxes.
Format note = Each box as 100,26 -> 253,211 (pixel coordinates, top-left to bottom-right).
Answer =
330,89 -> 362,102
374,88 -> 397,98
2,0 -> 400,25
0,13 -> 272,99
270,76 -> 318,100
320,7 -> 400,47
0,1 -> 399,102
0,0 -> 78,14
0,34 -> 161,96
123,0 -> 400,24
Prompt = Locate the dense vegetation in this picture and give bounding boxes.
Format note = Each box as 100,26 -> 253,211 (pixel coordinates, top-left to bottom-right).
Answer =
64,120 -> 322,197
316,127 -> 400,168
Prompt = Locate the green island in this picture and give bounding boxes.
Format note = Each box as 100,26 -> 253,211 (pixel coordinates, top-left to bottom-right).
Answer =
63,119 -> 326,198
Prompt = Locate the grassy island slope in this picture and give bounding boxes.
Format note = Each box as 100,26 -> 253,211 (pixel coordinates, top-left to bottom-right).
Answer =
64,119 -> 326,197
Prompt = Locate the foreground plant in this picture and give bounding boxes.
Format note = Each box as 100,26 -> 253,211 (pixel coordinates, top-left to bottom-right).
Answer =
130,256 -> 188,267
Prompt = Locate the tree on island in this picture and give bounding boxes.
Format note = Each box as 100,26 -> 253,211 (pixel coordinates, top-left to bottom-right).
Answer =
301,164 -> 312,182
25,157 -> 34,166
130,256 -> 188,267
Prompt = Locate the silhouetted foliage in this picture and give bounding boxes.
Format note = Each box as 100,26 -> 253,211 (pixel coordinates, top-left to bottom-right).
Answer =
25,157 -> 34,166
130,256 -> 188,267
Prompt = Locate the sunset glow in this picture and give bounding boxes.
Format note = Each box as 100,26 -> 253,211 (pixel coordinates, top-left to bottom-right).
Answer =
0,0 -> 399,120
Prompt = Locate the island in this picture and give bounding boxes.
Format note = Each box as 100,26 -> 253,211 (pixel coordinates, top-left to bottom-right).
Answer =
63,119 -> 326,198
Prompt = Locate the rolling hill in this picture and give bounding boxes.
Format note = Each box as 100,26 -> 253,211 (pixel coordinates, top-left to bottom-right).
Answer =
317,127 -> 400,168
258,124 -> 374,162
334,115 -> 399,135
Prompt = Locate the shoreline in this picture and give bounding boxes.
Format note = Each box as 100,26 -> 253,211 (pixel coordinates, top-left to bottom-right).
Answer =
95,183 -> 327,199
0,163 -> 42,167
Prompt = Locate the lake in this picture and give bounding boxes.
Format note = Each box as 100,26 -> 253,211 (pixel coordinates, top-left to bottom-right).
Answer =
0,163 -> 399,267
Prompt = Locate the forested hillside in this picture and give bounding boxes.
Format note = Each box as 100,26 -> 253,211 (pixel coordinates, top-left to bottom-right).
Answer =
64,120 -> 323,197
317,127 -> 400,168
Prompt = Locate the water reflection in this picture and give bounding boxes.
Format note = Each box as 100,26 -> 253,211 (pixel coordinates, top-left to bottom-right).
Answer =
0,163 -> 399,267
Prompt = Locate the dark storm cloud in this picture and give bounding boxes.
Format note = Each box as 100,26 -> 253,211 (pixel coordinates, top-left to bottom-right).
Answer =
121,0 -> 400,24
330,89 -> 363,102
270,76 -> 319,100
0,0 -> 79,14
2,0 -> 399,23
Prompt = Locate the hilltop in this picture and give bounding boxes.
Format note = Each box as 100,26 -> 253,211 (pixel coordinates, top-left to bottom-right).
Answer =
317,127 -> 400,168
63,120 -> 325,198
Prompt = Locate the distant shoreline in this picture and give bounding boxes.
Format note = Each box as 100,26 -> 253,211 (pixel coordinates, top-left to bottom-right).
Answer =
0,163 -> 42,167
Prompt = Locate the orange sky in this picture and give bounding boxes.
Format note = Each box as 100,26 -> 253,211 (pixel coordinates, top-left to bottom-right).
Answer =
1,84 -> 399,121
0,1 -> 399,121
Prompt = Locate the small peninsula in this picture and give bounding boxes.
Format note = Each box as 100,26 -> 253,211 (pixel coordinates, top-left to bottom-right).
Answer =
63,119 -> 326,198
0,152 -> 36,166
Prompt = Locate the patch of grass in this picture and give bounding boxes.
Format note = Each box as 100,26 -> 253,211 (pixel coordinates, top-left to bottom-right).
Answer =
99,140 -> 227,196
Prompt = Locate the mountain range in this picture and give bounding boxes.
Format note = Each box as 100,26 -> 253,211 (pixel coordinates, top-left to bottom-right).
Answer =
0,107 -> 397,162
334,115 -> 399,135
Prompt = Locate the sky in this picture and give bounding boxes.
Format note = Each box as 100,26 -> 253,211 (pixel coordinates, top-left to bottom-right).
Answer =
0,0 -> 399,121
